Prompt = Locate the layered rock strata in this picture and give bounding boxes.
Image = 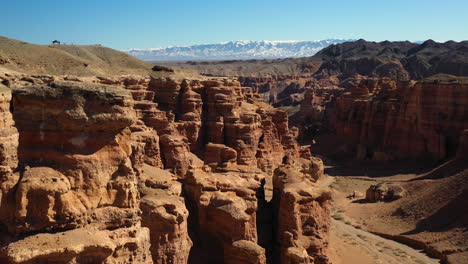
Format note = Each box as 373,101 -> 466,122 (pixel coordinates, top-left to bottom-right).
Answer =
0,81 -> 152,263
0,84 -> 18,179
0,73 -> 331,264
330,74 -> 468,160
184,165 -> 266,264
272,159 -> 331,264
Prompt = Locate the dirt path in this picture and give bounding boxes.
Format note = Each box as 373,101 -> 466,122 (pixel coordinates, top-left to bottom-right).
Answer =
317,175 -> 440,264
329,219 -> 439,264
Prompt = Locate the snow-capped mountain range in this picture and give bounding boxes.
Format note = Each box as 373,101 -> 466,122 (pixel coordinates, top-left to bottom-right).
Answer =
123,39 -> 354,61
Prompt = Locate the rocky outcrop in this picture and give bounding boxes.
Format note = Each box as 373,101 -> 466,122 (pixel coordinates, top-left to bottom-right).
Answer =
365,183 -> 405,202
184,165 -> 266,264
204,143 -> 237,168
225,240 -> 267,264
10,81 -> 138,232
0,84 -> 19,245
138,165 -> 192,264
0,84 -> 18,179
1,225 -> 152,264
145,77 -> 303,175
238,76 -> 327,108
0,74 -> 331,264
332,74 -> 468,160
290,79 -> 343,139
0,81 -> 152,263
272,159 -> 331,264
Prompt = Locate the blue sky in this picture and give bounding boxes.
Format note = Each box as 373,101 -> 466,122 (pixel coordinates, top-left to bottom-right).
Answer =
3,0 -> 468,50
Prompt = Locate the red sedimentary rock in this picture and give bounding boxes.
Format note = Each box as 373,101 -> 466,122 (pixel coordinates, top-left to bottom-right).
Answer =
332,74 -> 468,160
184,164 -> 267,264
272,159 -> 331,264
0,81 -> 152,263
0,73 -> 331,264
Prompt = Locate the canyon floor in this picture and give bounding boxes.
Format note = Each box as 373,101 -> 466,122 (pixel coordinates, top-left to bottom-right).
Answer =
329,218 -> 439,264
318,153 -> 467,264
319,172 -> 440,264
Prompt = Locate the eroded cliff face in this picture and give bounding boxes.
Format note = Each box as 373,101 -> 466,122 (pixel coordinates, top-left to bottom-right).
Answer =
290,73 -> 468,161
272,159 -> 331,264
0,84 -> 18,181
0,81 -> 152,263
0,73 -> 331,264
144,77 -> 303,175
331,74 -> 468,160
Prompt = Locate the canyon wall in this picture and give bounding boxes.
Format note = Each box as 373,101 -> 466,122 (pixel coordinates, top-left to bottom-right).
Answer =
272,160 -> 330,264
290,74 -> 468,161
0,81 -> 152,263
0,73 -> 331,264
330,74 -> 468,160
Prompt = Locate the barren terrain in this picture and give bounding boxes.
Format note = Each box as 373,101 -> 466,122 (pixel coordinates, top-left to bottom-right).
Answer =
321,157 -> 468,264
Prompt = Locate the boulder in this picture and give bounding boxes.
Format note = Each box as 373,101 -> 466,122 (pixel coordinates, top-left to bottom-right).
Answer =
366,183 -> 405,202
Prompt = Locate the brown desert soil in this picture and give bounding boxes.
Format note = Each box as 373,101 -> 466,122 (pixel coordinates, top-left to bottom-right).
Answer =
321,157 -> 468,264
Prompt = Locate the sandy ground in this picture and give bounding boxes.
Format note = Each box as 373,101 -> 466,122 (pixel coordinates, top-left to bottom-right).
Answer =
318,175 -> 440,264
329,219 -> 439,264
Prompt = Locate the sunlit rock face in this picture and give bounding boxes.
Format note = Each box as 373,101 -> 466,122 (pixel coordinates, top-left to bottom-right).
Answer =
0,74 -> 331,264
0,81 -> 152,263
330,74 -> 468,160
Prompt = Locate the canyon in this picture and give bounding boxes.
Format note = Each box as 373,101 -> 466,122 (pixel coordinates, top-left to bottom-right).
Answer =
0,37 -> 467,264
159,39 -> 468,264
0,66 -> 331,264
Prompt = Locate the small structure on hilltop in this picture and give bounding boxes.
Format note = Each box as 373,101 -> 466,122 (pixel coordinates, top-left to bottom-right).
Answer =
52,40 -> 61,45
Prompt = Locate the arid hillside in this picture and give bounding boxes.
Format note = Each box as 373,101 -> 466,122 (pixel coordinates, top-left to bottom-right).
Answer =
0,36 -> 153,76
159,57 -> 322,77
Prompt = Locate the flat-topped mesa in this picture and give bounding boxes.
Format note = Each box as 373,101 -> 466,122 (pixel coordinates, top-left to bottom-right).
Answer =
0,81 -> 152,263
332,74 -> 468,161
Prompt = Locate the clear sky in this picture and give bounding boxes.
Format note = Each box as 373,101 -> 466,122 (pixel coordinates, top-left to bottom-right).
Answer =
3,0 -> 468,50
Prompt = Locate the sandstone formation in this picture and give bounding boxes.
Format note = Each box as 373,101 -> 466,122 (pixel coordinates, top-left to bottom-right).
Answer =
329,74 -> 468,160
144,77 -> 305,175
0,84 -> 18,179
365,183 -> 405,202
272,160 -> 331,264
151,39 -> 468,264
0,81 -> 152,263
0,73 -> 331,264
184,165 -> 266,263
138,166 -> 192,264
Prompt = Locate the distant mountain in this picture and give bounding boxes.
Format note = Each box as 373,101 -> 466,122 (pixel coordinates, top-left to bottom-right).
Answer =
314,39 -> 468,80
123,40 -> 354,61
